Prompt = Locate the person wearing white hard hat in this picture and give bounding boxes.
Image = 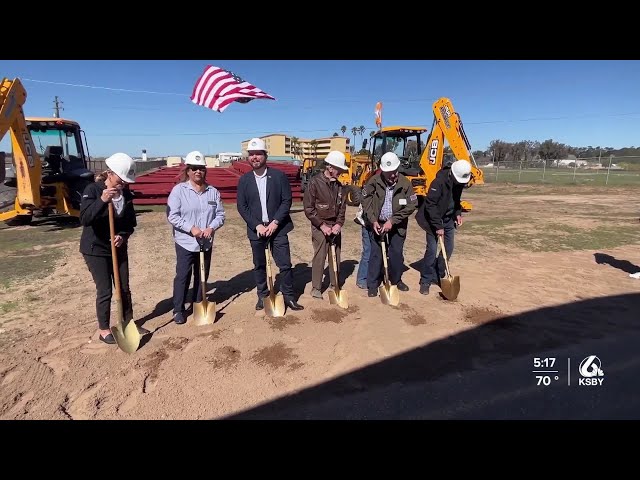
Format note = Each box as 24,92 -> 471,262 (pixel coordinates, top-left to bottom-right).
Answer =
237,137 -> 304,312
303,151 -> 349,299
79,152 -> 148,345
415,159 -> 472,295
166,150 -> 225,324
361,151 -> 418,297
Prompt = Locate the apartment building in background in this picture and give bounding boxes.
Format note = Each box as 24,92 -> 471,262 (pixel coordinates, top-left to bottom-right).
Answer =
240,134 -> 350,161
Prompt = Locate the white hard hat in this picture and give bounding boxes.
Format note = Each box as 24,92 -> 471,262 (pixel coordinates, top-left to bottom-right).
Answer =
247,137 -> 267,152
185,150 -> 206,166
324,151 -> 348,170
451,159 -> 472,183
380,152 -> 400,172
105,152 -> 136,183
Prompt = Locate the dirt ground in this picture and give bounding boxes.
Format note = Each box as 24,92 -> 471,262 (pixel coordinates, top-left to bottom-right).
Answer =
1,183 -> 639,419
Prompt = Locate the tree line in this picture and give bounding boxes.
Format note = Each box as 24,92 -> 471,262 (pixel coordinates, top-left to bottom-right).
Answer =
473,139 -> 640,166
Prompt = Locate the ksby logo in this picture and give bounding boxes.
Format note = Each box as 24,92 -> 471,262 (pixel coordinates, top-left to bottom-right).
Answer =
578,355 -> 604,386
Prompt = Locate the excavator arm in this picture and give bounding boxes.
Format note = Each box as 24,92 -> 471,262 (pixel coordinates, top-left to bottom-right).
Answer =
0,78 -> 42,214
421,97 -> 484,188
418,97 -> 484,211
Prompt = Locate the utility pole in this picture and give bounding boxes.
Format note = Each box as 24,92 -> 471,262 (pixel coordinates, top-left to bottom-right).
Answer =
53,96 -> 64,118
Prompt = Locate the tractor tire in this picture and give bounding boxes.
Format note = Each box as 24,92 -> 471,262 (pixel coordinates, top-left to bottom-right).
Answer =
345,185 -> 362,206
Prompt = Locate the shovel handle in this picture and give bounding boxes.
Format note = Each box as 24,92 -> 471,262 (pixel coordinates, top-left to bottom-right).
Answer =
438,235 -> 451,277
265,245 -> 275,293
380,238 -> 391,285
107,202 -> 122,301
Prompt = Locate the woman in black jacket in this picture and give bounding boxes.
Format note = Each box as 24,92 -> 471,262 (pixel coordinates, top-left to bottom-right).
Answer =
79,153 -> 147,344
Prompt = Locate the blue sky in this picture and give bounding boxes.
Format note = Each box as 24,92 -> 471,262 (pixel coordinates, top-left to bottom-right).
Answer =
2,60 -> 639,157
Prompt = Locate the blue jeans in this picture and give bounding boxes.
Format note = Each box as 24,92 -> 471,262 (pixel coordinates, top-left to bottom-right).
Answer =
356,226 -> 370,286
420,217 -> 455,286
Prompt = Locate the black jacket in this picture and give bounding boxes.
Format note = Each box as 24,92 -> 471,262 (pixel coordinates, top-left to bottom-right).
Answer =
416,167 -> 463,232
79,181 -> 137,256
236,167 -> 294,241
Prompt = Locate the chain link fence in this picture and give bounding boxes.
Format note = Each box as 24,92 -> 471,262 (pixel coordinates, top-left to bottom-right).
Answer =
479,156 -> 640,186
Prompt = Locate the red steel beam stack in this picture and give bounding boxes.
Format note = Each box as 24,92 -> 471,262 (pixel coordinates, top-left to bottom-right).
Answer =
131,161 -> 303,205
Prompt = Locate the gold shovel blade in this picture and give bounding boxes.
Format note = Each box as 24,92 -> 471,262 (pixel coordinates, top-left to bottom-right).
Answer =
193,299 -> 217,326
328,287 -> 349,309
440,274 -> 460,301
264,292 -> 286,318
111,319 -> 141,354
379,283 -> 400,306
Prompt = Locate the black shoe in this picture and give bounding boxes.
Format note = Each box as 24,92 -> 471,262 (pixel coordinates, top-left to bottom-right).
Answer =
368,288 -> 378,297
174,312 -> 186,324
256,297 -> 264,310
396,281 -> 409,292
99,333 -> 116,344
419,284 -> 430,295
286,299 -> 304,311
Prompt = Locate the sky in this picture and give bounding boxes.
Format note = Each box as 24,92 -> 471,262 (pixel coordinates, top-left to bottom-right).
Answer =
2,60 -> 640,158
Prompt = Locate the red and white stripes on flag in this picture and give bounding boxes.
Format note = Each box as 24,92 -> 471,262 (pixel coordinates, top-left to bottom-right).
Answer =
190,65 -> 276,113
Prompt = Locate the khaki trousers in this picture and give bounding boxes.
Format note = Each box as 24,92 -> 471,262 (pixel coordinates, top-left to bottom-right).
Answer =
311,227 -> 341,290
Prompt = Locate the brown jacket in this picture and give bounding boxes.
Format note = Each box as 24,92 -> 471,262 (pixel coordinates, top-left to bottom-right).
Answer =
361,173 -> 418,236
303,172 -> 347,229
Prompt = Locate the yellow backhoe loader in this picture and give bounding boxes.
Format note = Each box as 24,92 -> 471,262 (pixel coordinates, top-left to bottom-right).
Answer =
0,77 -> 95,225
351,97 -> 484,210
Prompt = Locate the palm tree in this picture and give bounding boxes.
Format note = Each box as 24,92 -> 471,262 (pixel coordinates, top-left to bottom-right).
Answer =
340,126 -> 347,137
351,127 -> 358,154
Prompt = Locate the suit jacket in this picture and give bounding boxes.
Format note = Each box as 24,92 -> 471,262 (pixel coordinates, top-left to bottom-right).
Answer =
237,167 -> 294,241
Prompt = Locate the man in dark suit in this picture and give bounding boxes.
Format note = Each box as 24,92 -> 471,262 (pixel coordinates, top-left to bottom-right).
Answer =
237,137 -> 304,312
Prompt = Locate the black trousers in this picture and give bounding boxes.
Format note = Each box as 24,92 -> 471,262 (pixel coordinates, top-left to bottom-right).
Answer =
173,243 -> 212,314
83,253 -> 132,330
250,234 -> 294,300
367,228 -> 406,289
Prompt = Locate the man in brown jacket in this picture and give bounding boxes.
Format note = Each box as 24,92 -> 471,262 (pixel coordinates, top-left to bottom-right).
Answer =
361,152 -> 418,297
303,151 -> 349,299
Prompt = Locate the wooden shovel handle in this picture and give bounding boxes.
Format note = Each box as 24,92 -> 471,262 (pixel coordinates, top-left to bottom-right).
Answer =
108,202 -> 122,300
438,235 -> 451,277
381,237 -> 390,284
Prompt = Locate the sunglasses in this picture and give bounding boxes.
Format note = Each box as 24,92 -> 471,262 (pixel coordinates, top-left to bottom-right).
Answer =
189,166 -> 206,171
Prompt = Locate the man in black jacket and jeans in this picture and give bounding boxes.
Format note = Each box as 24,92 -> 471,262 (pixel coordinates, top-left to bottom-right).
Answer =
416,160 -> 472,295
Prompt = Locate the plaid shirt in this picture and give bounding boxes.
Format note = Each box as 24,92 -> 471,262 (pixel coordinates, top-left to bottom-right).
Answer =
379,184 -> 395,221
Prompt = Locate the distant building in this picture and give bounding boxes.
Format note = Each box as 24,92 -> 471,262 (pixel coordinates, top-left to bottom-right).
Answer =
218,152 -> 242,163
240,134 -> 350,161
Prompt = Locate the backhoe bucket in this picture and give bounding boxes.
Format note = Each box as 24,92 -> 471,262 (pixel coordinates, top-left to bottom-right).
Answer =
264,246 -> 286,318
379,236 -> 399,306
193,244 -> 216,325
327,242 -> 348,309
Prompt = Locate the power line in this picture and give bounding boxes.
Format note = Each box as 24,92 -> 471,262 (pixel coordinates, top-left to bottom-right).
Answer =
20,78 -> 640,138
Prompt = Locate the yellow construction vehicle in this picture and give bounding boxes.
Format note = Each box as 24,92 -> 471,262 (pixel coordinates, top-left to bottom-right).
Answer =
356,97 -> 484,210
300,151 -> 372,205
341,151 -> 374,206
0,77 -> 95,225
300,157 -> 320,193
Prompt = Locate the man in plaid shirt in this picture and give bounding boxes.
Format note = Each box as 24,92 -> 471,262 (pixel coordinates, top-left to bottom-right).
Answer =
361,152 -> 418,297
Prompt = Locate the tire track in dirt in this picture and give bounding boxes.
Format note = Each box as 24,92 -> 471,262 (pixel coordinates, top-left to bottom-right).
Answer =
0,358 -> 55,418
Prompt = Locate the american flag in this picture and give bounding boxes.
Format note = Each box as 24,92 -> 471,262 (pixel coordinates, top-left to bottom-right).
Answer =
190,65 -> 276,113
